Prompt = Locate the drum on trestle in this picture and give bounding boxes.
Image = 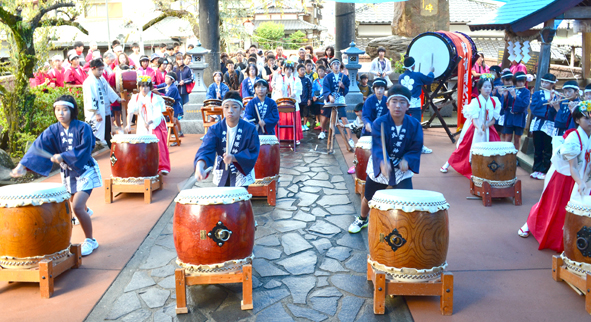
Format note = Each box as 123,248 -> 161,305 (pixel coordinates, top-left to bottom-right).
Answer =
110,134 -> 160,184
173,187 -> 255,273
255,135 -> 280,180
115,70 -> 139,92
0,183 -> 72,269
276,97 -> 296,108
561,199 -> 591,278
242,96 -> 254,107
368,189 -> 450,282
204,99 -> 222,109
162,95 -> 175,108
470,142 -> 518,188
354,136 -> 372,182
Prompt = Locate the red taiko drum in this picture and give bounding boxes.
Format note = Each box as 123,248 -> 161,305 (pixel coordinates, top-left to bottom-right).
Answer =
204,99 -> 222,109
0,183 -> 72,269
162,95 -> 175,108
110,134 -> 159,182
242,96 -> 254,107
276,97 -> 296,107
173,187 -> 255,272
116,70 -> 138,92
354,136 -> 372,181
255,135 -> 280,180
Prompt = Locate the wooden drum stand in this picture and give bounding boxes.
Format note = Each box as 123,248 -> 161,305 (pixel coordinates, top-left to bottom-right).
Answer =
552,255 -> 591,314
0,244 -> 82,298
354,178 -> 365,196
105,174 -> 163,204
247,177 -> 277,206
325,103 -> 353,154
469,178 -> 522,207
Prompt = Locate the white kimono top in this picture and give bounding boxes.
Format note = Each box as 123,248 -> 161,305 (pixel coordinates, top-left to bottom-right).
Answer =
82,75 -> 119,143
457,94 -> 501,149
127,92 -> 166,135
551,127 -> 591,203
272,74 -> 302,109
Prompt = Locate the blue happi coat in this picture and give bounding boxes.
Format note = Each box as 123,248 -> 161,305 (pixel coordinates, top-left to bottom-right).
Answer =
194,119 -> 260,187
361,94 -> 388,136
503,88 -> 530,129
155,82 -> 183,117
371,113 -> 423,187
322,72 -> 350,102
399,70 -> 434,107
555,98 -> 581,134
206,82 -> 229,100
530,90 -> 552,132
241,77 -> 258,98
244,96 -> 280,135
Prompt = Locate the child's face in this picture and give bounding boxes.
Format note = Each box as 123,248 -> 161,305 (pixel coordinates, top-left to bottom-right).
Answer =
55,105 -> 71,124
91,66 -> 104,78
214,74 -> 222,83
374,86 -> 385,97
223,101 -> 243,123
306,64 -> 313,72
331,62 -> 340,73
318,69 -> 325,78
541,80 -> 552,90
298,67 -> 305,77
565,88 -> 577,98
255,84 -> 267,97
388,97 -> 409,118
141,61 -> 149,69
184,56 -> 191,66
577,115 -> 591,133
165,77 -> 173,85
516,80 -> 525,88
360,78 -> 368,85
355,110 -> 362,116
585,91 -> 591,100
480,81 -> 492,96
502,78 -> 513,86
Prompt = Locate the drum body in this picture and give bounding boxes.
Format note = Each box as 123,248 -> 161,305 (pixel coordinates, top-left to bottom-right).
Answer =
116,70 -> 138,92
354,136 -> 372,181
277,97 -> 297,108
255,135 -> 280,180
471,142 -> 518,188
0,183 -> 72,269
242,96 -> 254,107
562,200 -> 591,277
110,134 -> 160,182
204,99 -> 222,109
368,189 -> 450,282
162,95 -> 175,108
173,187 -> 255,272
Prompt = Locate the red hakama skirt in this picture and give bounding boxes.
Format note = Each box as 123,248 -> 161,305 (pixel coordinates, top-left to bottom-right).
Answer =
152,120 -> 171,172
278,110 -> 303,141
447,124 -> 501,178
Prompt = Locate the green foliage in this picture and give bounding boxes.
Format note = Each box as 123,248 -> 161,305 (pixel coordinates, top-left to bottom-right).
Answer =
254,21 -> 284,50
286,31 -> 307,50
393,53 -> 406,74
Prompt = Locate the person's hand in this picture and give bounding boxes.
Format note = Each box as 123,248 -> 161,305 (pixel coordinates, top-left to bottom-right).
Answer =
120,98 -> 126,103
313,97 -> 317,102
365,123 -> 372,133
179,80 -> 185,86
380,160 -> 392,178
430,67 -> 435,73
307,100 -> 311,106
10,164 -> 26,178
338,81 -> 344,88
195,163 -> 208,181
48,82 -> 56,89
329,96 -> 335,103
399,158 -> 409,172
509,88 -> 516,98
96,114 -> 103,122
569,101 -> 577,113
223,153 -> 233,166
579,182 -> 587,195
50,154 -> 63,164
259,120 -> 266,129
125,125 -> 132,133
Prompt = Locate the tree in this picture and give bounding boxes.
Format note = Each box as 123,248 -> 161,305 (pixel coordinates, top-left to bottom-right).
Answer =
287,31 -> 307,50
254,21 -> 284,50
0,1 -> 87,153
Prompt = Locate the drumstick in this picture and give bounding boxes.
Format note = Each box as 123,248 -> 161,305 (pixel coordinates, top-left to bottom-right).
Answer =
430,53 -> 433,70
225,123 -> 230,171
27,144 -> 53,160
381,123 -> 388,174
254,106 -> 266,133
177,167 -> 213,191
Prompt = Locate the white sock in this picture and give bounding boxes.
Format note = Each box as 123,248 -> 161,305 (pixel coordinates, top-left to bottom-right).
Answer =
442,162 -> 449,169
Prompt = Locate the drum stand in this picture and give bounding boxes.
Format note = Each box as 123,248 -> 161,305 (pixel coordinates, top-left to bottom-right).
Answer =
247,177 -> 277,206
469,178 -> 522,207
104,174 -> 164,204
552,255 -> 591,314
327,104 -> 352,154
367,255 -> 453,315
175,264 -> 253,314
354,178 -> 365,196
0,244 -> 81,298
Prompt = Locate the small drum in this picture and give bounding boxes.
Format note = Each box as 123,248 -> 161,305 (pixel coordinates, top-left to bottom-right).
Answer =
368,189 -> 450,282
162,95 -> 175,108
242,96 -> 254,107
0,183 -> 72,269
110,134 -> 160,184
562,199 -> 591,278
116,70 -> 139,92
255,135 -> 280,180
276,97 -> 296,107
354,136 -> 372,182
470,142 -> 518,189
173,187 -> 255,273
204,99 -> 222,110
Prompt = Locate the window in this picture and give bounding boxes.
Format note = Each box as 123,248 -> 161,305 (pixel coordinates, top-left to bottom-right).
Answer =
85,2 -> 123,19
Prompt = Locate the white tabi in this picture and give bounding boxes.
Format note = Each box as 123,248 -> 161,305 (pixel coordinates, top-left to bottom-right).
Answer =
127,92 -> 166,135
82,75 -> 119,143
456,94 -> 501,151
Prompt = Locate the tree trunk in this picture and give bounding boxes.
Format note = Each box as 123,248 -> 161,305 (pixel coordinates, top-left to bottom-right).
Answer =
392,0 -> 449,38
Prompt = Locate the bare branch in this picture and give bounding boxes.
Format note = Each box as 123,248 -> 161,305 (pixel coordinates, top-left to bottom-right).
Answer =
31,2 -> 76,28
42,18 -> 88,35
55,9 -> 73,21
142,9 -> 194,31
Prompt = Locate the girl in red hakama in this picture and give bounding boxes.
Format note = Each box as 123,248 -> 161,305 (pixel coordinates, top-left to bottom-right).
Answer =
519,103 -> 591,252
272,61 -> 303,144
441,75 -> 501,177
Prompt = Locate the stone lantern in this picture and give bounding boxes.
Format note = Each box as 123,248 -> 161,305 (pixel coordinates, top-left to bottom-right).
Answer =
181,41 -> 210,134
342,41 -> 365,119
187,41 -> 210,97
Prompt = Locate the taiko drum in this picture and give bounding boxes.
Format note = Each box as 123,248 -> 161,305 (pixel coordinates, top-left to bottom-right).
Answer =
242,96 -> 254,107
276,97 -> 296,108
0,183 -> 72,269
471,142 -> 518,185
254,135 -> 280,180
173,187 -> 255,267
354,136 -> 372,181
368,189 -> 450,282
116,70 -> 139,92
204,99 -> 222,109
110,134 -> 159,179
562,199 -> 591,277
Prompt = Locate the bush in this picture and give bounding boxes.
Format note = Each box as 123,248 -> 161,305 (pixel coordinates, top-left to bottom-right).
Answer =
254,22 -> 284,50
393,53 -> 406,74
286,31 -> 307,50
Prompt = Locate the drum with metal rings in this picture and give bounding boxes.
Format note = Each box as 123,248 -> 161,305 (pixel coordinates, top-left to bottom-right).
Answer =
0,183 -> 72,269
115,70 -> 139,92
470,142 -> 518,189
110,134 -> 160,184
368,189 -> 450,282
255,135 -> 280,180
562,199 -> 591,278
173,187 -> 255,273
354,136 -> 372,182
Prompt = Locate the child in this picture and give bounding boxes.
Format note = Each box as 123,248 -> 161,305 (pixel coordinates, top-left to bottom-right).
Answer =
553,80 -> 581,136
11,95 -> 101,256
304,60 -> 316,83
244,79 -> 279,135
206,71 -> 230,100
241,63 -> 259,98
358,74 -> 372,101
361,78 -> 388,137
64,53 -> 87,87
529,73 -> 558,180
125,76 -> 171,175
399,56 -> 434,154
496,71 -> 514,132
519,102 -> 591,252
348,85 -> 423,233
273,61 -> 303,145
311,65 -> 326,130
155,71 -> 183,145
585,84 -> 591,100
321,58 -> 355,149
501,72 -> 529,150
137,55 -> 155,79
297,64 -> 313,131
441,75 -> 501,176
194,91 -> 260,186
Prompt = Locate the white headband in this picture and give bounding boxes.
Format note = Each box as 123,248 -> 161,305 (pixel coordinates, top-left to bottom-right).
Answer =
387,94 -> 410,103
53,101 -> 75,108
584,88 -> 591,93
403,63 -> 415,69
563,85 -> 580,90
541,78 -> 557,84
222,98 -> 244,108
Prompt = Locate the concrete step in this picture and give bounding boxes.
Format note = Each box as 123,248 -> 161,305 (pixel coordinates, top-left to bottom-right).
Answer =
516,151 -> 534,174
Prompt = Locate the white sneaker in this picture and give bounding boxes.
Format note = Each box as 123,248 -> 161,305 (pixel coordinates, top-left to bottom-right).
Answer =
348,139 -> 355,149
538,173 -> 546,180
422,146 -> 433,154
318,132 -> 326,140
73,208 -> 93,226
161,170 -> 169,175
81,238 -> 99,256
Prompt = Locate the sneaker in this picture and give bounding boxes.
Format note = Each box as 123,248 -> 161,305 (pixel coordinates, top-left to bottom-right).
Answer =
538,173 -> 546,180
81,238 -> 99,256
422,146 -> 433,154
161,170 -> 169,175
348,138 -> 355,149
178,132 -> 185,137
348,166 -> 355,174
306,121 -> 311,128
518,223 -> 530,238
348,216 -> 369,234
73,208 -> 93,225
302,125 -> 307,131
296,140 -> 301,146
315,122 -> 321,128
530,171 -> 540,179
318,132 -> 326,140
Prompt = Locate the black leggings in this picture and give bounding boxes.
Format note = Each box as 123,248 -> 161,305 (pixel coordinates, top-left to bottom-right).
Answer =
364,176 -> 413,201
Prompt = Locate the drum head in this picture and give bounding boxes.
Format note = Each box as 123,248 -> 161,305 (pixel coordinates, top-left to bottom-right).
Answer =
355,136 -> 372,150
369,189 -> 449,213
175,187 -> 252,205
0,183 -> 70,208
471,142 -> 518,157
455,31 -> 478,66
259,135 -> 279,145
111,134 -> 159,144
407,32 -> 456,80
566,199 -> 591,218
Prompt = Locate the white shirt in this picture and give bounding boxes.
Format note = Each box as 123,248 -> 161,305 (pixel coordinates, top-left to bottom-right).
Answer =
128,92 -> 166,135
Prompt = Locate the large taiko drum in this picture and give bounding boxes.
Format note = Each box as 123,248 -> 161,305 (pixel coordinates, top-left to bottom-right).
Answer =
368,189 -> 450,282
110,134 -> 160,184
242,96 -> 254,107
255,135 -> 280,180
470,142 -> 518,189
561,199 -> 591,278
116,70 -> 139,92
354,136 -> 372,182
276,97 -> 296,108
173,187 -> 255,273
0,183 -> 72,269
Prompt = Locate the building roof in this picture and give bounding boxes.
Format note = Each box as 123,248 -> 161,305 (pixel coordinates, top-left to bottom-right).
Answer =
469,0 -> 585,32
450,0 -> 504,23
355,3 -> 395,24
471,37 -> 571,62
254,19 -> 326,32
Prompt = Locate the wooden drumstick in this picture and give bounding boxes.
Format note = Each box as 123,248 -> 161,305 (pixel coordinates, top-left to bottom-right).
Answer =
430,53 -> 433,70
177,167 -> 213,191
225,123 -> 229,171
254,106 -> 266,133
381,123 -> 388,174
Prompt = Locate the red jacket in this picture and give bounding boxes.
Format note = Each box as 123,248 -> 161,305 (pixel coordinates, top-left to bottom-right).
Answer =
64,66 -> 88,86
47,68 -> 65,87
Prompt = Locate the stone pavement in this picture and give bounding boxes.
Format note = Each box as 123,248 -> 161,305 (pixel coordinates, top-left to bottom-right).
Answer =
86,132 -> 413,322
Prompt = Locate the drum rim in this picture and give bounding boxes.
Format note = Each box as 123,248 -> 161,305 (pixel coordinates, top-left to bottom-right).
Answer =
369,189 -> 449,213
471,142 -> 518,156
175,187 -> 252,205
111,134 -> 159,144
407,31 -> 458,80
259,135 -> 280,145
455,31 -> 478,66
355,136 -> 372,149
566,199 -> 591,218
0,183 -> 70,208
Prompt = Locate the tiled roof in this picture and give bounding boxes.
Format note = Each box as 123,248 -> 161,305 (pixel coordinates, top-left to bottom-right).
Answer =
254,19 -> 325,31
472,37 -> 571,62
355,3 -> 395,24
450,0 -> 503,23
